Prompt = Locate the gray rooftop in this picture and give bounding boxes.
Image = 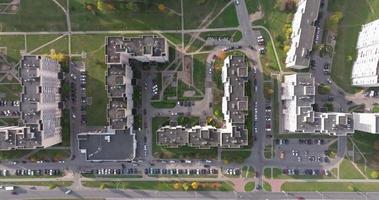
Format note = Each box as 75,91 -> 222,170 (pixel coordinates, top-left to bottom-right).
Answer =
106,36 -> 166,64
78,129 -> 135,161
287,0 -> 321,68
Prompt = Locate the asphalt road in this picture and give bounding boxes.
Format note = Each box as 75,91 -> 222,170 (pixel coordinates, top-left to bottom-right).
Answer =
0,187 -> 377,200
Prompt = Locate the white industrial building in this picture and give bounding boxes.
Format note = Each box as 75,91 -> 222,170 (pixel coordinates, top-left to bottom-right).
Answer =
351,19 -> 379,87
285,0 -> 321,69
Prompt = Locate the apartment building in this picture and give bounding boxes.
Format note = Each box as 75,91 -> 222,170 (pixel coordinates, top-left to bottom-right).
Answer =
0,56 -> 62,150
352,19 -> 379,87
285,0 -> 321,69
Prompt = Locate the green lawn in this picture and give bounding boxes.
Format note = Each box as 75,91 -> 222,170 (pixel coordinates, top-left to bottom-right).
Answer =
0,118 -> 19,126
0,150 -> 32,160
221,150 -> 251,164
183,0 -> 230,29
60,109 -> 70,146
258,30 -> 281,77
177,116 -> 199,127
241,166 -> 255,178
28,149 -> 70,162
209,3 -> 239,28
244,182 -> 255,192
26,35 -> 63,53
82,181 -> 233,191
32,36 -> 69,55
339,159 -> 365,179
253,0 -> 293,68
192,54 -> 207,93
372,105 -> 379,113
0,0 -> 66,31
2,181 -> 73,187
0,84 -> 22,101
151,100 -> 177,108
70,0 -> 181,31
152,117 -> 217,159
0,35 -> 25,63
263,181 -> 272,192
281,182 -> 379,192
246,0 -> 261,14
329,0 -> 379,93
70,34 -> 115,126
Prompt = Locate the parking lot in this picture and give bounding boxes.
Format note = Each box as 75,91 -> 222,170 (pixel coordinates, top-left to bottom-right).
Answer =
0,100 -> 20,117
275,138 -> 333,164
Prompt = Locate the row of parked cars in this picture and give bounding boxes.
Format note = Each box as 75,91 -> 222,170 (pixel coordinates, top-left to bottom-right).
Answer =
0,110 -> 19,116
15,169 -> 61,176
145,168 -> 218,176
298,139 -> 325,145
0,100 -> 19,107
224,168 -> 240,176
283,168 -> 330,176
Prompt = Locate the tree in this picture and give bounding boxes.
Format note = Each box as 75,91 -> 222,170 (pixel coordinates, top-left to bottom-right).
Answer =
371,171 -> 379,179
97,0 -> 105,11
182,183 -> 189,191
191,181 -> 199,190
158,4 -> 166,12
49,49 -> 66,62
173,182 -> 181,190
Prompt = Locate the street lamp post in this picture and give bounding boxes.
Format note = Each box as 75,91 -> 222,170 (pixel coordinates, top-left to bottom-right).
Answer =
282,190 -> 288,200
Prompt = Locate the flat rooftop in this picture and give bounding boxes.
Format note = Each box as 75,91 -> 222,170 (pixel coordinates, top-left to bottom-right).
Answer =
78,129 -> 135,161
106,36 -> 166,64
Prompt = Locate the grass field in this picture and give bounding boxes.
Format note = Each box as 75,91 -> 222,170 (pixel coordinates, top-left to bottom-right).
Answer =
0,150 -> 32,160
263,181 -> 272,192
221,150 -> 251,164
0,0 -> 66,31
339,159 -> 365,179
60,109 -> 70,146
209,3 -> 238,28
258,30 -> 281,77
82,181 -> 233,191
183,0 -> 231,29
0,84 -> 22,101
0,35 -> 25,63
70,35 -> 109,125
28,149 -> 70,162
70,0 -> 181,31
193,54 -> 207,93
152,117 -> 217,159
253,0 -> 293,68
329,0 -> 379,93
281,182 -> 379,192
151,100 -> 177,108
1,181 -> 73,187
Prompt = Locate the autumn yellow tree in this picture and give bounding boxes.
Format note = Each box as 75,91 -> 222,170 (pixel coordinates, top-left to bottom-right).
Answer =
173,182 -> 181,190
158,4 -> 166,12
49,49 -> 66,62
191,182 -> 199,190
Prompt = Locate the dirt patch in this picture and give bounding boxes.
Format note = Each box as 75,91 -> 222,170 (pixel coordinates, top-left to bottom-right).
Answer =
177,55 -> 193,86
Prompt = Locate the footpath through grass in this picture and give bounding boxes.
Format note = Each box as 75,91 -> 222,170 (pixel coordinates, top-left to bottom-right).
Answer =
339,159 -> 365,179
